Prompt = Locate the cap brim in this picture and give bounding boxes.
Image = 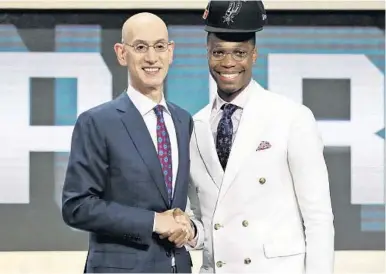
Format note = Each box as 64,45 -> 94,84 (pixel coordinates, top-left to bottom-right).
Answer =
204,25 -> 263,33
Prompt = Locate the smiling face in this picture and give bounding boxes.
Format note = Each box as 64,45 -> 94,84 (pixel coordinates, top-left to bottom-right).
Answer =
114,13 -> 174,93
207,32 -> 257,101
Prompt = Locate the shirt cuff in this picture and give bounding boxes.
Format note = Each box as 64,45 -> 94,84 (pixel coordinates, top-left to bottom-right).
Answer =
153,212 -> 156,232
187,220 -> 199,247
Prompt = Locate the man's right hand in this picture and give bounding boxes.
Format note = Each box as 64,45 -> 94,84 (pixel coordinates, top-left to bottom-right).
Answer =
154,209 -> 183,236
155,209 -> 192,247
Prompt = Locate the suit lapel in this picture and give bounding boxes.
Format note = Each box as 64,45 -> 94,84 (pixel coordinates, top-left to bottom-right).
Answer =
115,93 -> 169,207
194,107 -> 224,190
167,103 -> 185,207
218,82 -> 271,203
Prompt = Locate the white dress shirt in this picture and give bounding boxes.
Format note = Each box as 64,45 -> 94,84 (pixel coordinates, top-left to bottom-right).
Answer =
210,80 -> 253,144
127,86 -> 178,266
127,85 -> 179,194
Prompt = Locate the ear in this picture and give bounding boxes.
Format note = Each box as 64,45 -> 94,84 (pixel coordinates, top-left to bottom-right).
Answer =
114,43 -> 127,66
168,40 -> 175,65
252,46 -> 258,64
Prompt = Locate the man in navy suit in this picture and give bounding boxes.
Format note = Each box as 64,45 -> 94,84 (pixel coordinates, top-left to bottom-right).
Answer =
62,12 -> 202,273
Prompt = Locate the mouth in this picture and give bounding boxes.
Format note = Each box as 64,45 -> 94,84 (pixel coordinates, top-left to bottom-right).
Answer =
142,67 -> 161,75
217,71 -> 242,82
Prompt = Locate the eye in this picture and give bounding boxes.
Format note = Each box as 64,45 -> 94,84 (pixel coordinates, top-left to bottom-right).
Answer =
134,44 -> 147,52
154,43 -> 167,51
234,50 -> 247,57
212,50 -> 225,57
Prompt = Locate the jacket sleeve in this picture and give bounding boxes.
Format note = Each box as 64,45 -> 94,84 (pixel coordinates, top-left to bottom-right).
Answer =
185,123 -> 205,250
288,105 -> 335,274
61,112 -> 154,245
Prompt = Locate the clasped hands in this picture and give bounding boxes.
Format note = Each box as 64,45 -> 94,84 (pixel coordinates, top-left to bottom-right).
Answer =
154,208 -> 195,248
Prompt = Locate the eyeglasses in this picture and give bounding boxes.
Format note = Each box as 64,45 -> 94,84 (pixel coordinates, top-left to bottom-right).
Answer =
209,49 -> 251,62
123,41 -> 171,53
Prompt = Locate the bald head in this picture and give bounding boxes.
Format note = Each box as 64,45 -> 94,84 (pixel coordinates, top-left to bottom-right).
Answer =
122,12 -> 168,43
114,12 -> 174,98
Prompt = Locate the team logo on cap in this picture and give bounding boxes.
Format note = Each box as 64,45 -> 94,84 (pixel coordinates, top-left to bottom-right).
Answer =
222,0 -> 246,25
202,8 -> 209,19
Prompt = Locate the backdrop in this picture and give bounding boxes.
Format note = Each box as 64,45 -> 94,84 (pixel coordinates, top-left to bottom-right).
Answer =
0,10 -> 384,253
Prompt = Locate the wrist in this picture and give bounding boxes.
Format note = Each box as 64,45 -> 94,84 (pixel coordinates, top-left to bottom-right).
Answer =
154,213 -> 161,233
190,220 -> 197,238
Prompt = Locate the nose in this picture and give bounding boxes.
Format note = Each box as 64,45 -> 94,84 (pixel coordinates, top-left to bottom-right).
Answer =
144,47 -> 158,64
221,53 -> 236,68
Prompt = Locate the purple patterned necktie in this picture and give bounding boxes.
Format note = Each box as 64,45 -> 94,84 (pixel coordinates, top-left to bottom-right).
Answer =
154,105 -> 173,204
216,103 -> 238,170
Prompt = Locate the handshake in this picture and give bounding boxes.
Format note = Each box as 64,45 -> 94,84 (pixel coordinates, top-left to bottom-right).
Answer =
154,208 -> 196,248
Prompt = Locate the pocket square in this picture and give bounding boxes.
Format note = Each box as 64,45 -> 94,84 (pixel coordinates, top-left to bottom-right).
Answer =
256,141 -> 271,151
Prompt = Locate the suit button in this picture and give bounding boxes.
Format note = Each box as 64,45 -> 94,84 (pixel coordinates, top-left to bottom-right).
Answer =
242,220 -> 249,227
259,177 -> 266,184
216,261 -> 224,268
214,223 -> 221,230
244,258 -> 251,264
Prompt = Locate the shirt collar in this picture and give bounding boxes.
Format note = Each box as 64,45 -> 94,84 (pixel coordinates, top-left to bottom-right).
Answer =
212,79 -> 254,112
127,85 -> 170,116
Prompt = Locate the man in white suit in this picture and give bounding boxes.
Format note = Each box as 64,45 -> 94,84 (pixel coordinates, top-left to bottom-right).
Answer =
184,1 -> 335,273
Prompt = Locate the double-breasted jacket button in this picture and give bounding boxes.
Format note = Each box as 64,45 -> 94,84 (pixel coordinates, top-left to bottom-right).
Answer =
244,258 -> 251,264
259,177 -> 266,184
242,220 -> 249,227
214,223 -> 221,230
216,261 -> 224,268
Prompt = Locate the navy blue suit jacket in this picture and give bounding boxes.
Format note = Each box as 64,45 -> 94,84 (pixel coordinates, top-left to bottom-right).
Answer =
62,92 -> 194,273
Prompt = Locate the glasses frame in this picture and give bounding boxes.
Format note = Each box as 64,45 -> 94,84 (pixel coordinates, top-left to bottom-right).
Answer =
207,48 -> 254,62
122,41 -> 172,53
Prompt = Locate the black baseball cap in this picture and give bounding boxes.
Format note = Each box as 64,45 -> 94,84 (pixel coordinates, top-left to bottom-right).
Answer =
203,0 -> 267,33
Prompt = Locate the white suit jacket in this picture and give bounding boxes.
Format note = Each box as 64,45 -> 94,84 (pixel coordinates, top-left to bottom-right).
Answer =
187,80 -> 335,274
